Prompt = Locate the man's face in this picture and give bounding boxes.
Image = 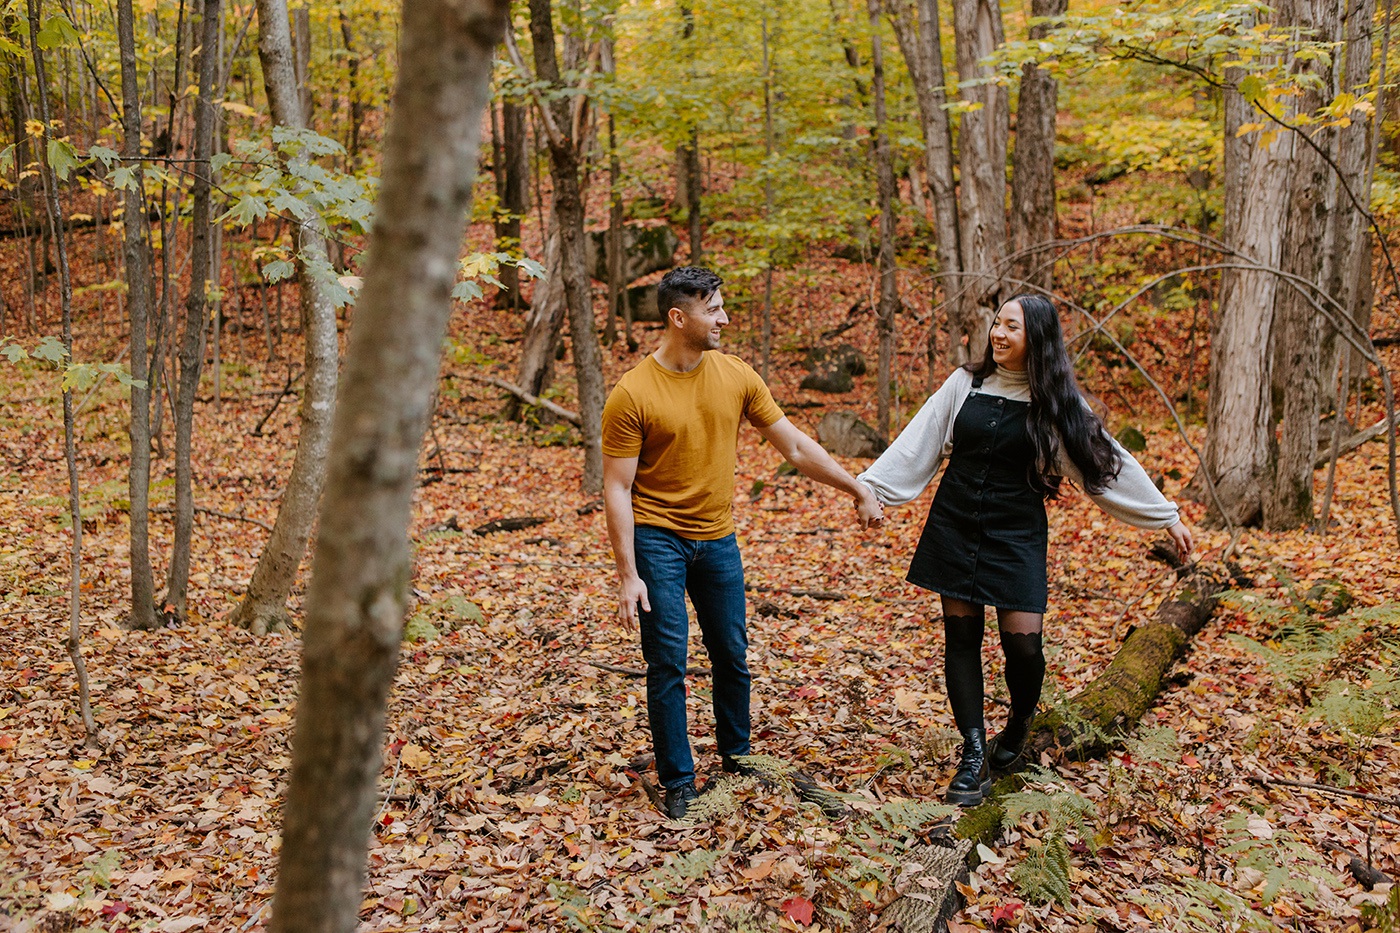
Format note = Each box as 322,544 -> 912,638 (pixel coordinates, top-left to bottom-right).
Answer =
679,288 -> 728,351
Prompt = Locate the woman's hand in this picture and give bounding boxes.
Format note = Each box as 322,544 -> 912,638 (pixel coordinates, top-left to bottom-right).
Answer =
855,484 -> 885,530
1167,520 -> 1193,563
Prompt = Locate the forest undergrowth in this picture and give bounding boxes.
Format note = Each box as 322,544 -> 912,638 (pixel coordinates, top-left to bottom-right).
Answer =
2,191 -> 1399,932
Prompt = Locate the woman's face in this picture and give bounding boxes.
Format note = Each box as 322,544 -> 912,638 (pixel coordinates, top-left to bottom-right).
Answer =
990,301 -> 1028,371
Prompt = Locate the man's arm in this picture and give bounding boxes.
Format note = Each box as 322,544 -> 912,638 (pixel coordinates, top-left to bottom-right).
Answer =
603,453 -> 650,630
755,417 -> 883,528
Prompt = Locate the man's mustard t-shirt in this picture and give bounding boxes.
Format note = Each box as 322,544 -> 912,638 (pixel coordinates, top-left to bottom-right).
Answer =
601,352 -> 785,540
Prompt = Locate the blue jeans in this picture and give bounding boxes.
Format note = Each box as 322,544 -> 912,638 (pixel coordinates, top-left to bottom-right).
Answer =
633,525 -> 750,789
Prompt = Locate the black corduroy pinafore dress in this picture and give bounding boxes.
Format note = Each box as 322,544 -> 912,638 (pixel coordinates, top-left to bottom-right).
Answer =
905,377 -> 1049,613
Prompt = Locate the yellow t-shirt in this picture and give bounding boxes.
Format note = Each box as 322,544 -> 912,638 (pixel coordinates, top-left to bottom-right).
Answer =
602,352 -> 785,539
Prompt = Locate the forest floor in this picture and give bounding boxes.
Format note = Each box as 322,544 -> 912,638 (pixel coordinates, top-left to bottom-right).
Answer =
2,206 -> 1400,932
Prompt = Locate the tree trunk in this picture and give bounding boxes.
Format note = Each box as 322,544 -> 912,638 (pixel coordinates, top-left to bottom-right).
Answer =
676,2 -> 702,263
27,0 -> 98,746
1008,0 -> 1066,294
759,13 -> 775,380
118,0 -> 159,632
886,0 -> 960,388
292,3 -> 311,123
529,0 -> 605,495
266,2 -> 509,929
1205,133 -> 1292,527
869,0 -> 898,441
492,96 -> 528,308
229,0 -> 343,635
951,0 -> 1008,364
683,131 -> 703,263
508,223 -> 566,418
337,4 -> 364,169
605,112 -> 624,346
163,0 -> 221,619
1265,0 -> 1344,530
1318,0 -> 1377,415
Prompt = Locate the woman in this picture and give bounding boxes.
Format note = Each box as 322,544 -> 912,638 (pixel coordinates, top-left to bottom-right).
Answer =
858,295 -> 1192,806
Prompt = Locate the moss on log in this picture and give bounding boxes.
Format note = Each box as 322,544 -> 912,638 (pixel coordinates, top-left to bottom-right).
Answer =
878,563 -> 1227,932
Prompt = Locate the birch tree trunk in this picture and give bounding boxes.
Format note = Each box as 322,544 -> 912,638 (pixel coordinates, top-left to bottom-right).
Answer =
886,0 -> 961,387
1008,0 -> 1066,293
869,0 -> 899,440
163,0 -> 221,619
529,0 -> 605,494
228,0 -> 344,635
118,0 -> 160,631
267,1 -> 509,929
951,0 -> 1008,364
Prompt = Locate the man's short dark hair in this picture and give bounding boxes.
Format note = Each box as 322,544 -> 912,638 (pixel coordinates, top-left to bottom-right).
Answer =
656,266 -> 723,319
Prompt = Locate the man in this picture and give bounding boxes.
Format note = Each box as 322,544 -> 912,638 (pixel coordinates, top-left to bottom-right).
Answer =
602,266 -> 883,819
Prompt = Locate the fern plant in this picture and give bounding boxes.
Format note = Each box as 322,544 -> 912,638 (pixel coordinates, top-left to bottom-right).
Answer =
1000,768 -> 1098,906
1218,813 -> 1343,909
1126,879 -> 1277,932
1362,885 -> 1400,933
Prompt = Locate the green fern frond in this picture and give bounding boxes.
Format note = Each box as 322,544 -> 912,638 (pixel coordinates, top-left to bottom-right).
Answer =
1121,725 -> 1180,766
1308,679 -> 1395,738
866,797 -> 956,835
1220,813 -> 1343,907
657,847 -> 723,886
1010,834 -> 1073,905
1000,768 -> 1098,852
1361,884 -> 1400,933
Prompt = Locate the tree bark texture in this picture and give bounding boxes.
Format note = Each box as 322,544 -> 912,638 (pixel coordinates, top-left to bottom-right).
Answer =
529,0 -> 605,494
229,0 -> 344,635
950,0 -> 1008,365
1318,0 -> 1377,414
266,2 -> 509,930
164,0 -> 222,618
1205,6 -> 1296,527
885,0 -> 961,387
869,0 -> 899,441
118,0 -> 159,631
1206,0 -> 1369,530
1008,0 -> 1066,294
1265,0 -> 1344,530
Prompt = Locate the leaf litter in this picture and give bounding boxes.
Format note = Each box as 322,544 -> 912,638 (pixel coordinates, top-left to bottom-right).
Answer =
0,247 -> 1398,932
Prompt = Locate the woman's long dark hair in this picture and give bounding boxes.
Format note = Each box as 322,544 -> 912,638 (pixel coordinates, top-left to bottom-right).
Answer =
967,294 -> 1122,498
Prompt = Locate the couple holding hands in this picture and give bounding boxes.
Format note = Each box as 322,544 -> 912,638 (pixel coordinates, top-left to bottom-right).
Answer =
601,267 -> 1193,820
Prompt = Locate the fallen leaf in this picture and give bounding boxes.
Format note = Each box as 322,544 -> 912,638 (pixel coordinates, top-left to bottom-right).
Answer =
782,896 -> 813,927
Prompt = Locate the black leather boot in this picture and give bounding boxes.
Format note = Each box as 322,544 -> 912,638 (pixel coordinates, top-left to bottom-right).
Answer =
945,727 -> 991,806
988,712 -> 1034,771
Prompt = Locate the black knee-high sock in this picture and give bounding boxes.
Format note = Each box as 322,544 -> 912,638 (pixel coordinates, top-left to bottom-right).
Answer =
944,614 -> 985,733
999,630 -> 1045,718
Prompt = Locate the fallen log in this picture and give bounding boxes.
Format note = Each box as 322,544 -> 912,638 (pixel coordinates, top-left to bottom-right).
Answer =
472,515 -> 549,535
877,561 -> 1228,932
469,374 -> 581,426
1313,418 -> 1390,469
